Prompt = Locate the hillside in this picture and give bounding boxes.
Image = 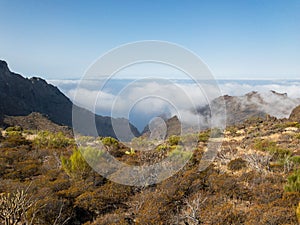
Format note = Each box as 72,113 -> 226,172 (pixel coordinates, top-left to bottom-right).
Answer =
0,60 -> 139,139
1,115 -> 300,224
2,112 -> 72,135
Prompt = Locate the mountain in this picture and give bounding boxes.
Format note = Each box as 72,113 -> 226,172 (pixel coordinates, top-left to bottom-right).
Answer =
0,60 -> 139,140
141,115 -> 181,138
196,90 -> 300,127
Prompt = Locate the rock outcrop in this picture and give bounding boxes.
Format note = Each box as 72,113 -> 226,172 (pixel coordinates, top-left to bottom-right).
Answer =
0,60 -> 140,139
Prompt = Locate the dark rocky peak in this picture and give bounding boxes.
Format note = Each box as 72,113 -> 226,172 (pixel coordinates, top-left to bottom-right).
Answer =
0,60 -> 9,71
0,60 -> 10,76
0,59 -> 140,140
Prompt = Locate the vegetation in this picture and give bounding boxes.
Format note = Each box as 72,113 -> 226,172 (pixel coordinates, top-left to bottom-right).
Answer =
285,170 -> 300,192
33,131 -> 74,149
1,116 -> 300,224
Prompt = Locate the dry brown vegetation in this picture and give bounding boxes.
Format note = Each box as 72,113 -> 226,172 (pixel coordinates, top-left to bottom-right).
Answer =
1,117 -> 300,224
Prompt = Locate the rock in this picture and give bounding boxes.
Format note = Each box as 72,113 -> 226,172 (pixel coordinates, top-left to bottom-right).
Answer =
289,105 -> 300,122
0,60 -> 140,139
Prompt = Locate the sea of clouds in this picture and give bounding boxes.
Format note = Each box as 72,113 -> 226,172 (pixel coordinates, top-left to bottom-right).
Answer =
48,79 -> 300,131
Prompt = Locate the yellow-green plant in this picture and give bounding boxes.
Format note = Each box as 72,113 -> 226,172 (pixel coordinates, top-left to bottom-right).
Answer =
284,170 -> 300,192
61,148 -> 91,179
34,131 -> 74,148
168,135 -> 180,146
296,202 -> 300,224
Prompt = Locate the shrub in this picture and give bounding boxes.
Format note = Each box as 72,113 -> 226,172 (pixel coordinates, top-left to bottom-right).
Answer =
34,131 -> 74,148
297,202 -> 300,224
228,158 -> 247,171
254,138 -> 290,158
101,137 -> 119,147
198,131 -> 210,142
285,170 -> 300,192
168,135 -> 180,146
0,189 -> 34,225
5,126 -> 22,132
168,146 -> 192,161
291,156 -> 300,165
61,147 -> 92,179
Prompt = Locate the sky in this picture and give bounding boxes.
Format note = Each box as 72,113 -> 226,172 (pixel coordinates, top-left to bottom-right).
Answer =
0,0 -> 300,79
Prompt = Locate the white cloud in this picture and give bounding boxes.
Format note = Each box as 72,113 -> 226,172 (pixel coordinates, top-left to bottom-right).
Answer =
50,79 -> 300,131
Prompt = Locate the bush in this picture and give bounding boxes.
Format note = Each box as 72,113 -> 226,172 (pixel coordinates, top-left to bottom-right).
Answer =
254,139 -> 290,158
61,147 -> 92,179
168,146 -> 192,161
5,126 -> 22,132
228,158 -> 247,171
101,137 -> 119,147
297,202 -> 300,224
198,131 -> 210,142
168,135 -> 180,146
285,170 -> 300,192
34,131 -> 74,148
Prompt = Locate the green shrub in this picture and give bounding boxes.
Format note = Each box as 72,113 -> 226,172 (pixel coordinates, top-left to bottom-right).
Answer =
254,139 -> 290,158
5,126 -> 22,132
284,170 -> 300,192
275,122 -> 300,129
34,131 -> 74,148
61,147 -> 92,179
5,130 -> 22,137
101,137 -> 119,147
198,131 -> 210,142
291,156 -> 300,165
168,135 -> 180,146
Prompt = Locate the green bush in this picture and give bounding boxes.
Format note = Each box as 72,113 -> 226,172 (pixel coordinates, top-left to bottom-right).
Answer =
34,131 -> 74,148
284,170 -> 300,192
275,121 -> 300,129
5,126 -> 22,132
168,135 -> 180,146
61,148 -> 92,179
101,137 -> 119,147
291,156 -> 300,165
254,139 -> 290,158
198,131 -> 210,142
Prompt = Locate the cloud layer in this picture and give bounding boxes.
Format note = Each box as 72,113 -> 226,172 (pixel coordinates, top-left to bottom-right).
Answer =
49,79 -> 300,131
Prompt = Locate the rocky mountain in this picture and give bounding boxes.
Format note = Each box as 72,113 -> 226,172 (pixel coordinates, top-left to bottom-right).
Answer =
140,91 -> 300,137
141,115 -> 181,138
0,60 -> 139,139
197,90 -> 300,127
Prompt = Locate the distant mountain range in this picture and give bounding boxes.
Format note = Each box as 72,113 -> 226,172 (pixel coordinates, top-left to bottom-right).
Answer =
1,59 -> 300,139
0,60 -> 140,140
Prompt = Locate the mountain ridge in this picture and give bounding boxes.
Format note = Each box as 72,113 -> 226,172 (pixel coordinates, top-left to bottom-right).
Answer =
0,60 -> 140,140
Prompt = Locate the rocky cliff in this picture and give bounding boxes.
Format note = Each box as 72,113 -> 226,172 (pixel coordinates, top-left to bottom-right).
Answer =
0,60 -> 139,139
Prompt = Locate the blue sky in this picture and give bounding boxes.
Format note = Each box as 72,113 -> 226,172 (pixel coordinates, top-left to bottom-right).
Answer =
0,0 -> 299,79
